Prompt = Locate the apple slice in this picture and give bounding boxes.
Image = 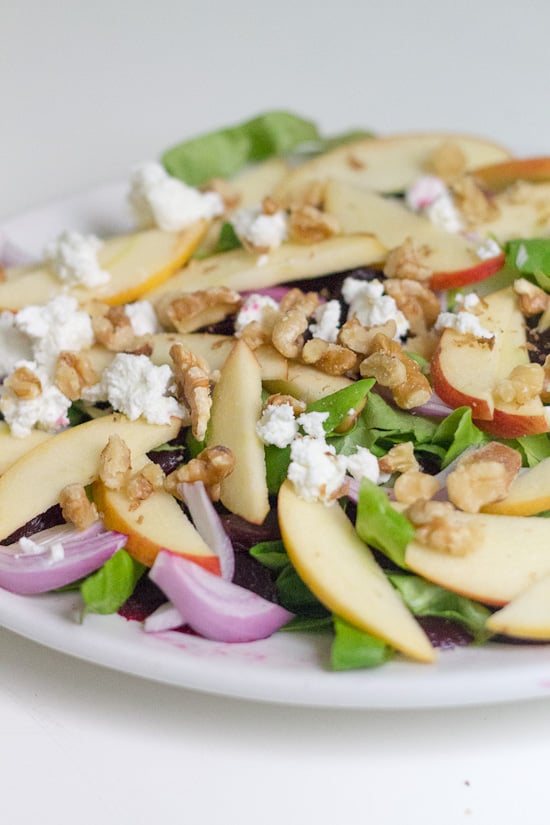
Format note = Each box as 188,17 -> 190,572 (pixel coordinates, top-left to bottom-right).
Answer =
0,223 -> 207,312
93,459 -> 219,572
0,422 -> 53,476
431,287 -> 549,436
486,574 -> 550,640
473,157 -> 550,193
278,479 -> 435,663
264,362 -> 352,403
405,509 -> 550,606
146,234 -> 386,299
481,457 -> 550,516
474,181 -> 550,242
207,339 -> 269,524
273,132 -> 512,203
324,180 -> 504,289
0,414 -> 180,541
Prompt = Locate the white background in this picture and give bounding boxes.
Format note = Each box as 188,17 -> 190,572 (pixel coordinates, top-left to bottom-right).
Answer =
2,1 -> 550,823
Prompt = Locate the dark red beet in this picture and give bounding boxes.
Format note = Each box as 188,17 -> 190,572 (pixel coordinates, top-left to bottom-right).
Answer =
232,552 -> 278,603
118,576 -> 167,622
2,504 -> 65,545
219,510 -> 281,551
418,616 -> 473,649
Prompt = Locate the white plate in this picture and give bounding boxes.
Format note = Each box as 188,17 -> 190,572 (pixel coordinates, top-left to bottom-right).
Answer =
2,185 -> 550,710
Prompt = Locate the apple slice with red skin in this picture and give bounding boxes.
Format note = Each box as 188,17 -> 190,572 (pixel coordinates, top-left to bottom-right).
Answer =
486,574 -> 550,640
473,157 -> 550,192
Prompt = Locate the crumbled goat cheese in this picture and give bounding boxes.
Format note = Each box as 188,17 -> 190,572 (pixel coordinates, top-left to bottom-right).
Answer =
234,293 -> 279,336
297,410 -> 329,439
455,292 -> 480,311
128,161 -> 224,232
17,536 -> 44,556
0,311 -> 33,377
256,403 -> 298,448
309,300 -> 341,343
425,192 -> 464,234
515,243 -> 529,269
83,353 -> 184,424
345,446 -> 384,484
231,206 -> 288,251
476,237 -> 502,260
406,176 -> 449,211
15,295 -> 94,375
0,361 -> 71,438
287,436 -> 348,505
342,277 -> 409,339
45,230 -> 110,288
125,300 -> 160,336
49,542 -> 65,563
435,310 -> 494,339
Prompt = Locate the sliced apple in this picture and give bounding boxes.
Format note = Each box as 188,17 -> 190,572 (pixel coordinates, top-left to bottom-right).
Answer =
206,339 -> 269,524
324,180 -> 504,289
405,509 -> 550,606
475,181 -> 550,242
146,234 -> 386,299
278,479 -> 435,662
473,157 -> 550,193
93,458 -> 219,572
273,132 -> 512,203
431,287 -> 549,436
482,457 -> 550,516
264,362 -> 352,403
0,414 -> 180,541
486,574 -> 550,640
0,223 -> 208,312
0,422 -> 53,476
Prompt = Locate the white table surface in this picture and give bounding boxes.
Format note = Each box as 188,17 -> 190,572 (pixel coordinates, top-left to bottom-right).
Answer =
2,2 -> 550,823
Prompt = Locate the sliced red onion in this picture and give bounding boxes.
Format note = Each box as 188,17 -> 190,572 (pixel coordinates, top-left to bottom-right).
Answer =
149,550 -> 293,643
240,286 -> 290,302
0,521 -> 128,595
345,477 -> 393,504
177,481 -> 235,581
143,602 -> 185,633
411,392 -> 454,419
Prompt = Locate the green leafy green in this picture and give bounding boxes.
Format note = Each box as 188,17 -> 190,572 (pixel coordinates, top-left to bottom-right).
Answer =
280,615 -> 334,633
355,478 -> 415,568
432,406 -> 488,468
214,221 -> 242,254
275,564 -> 329,618
331,617 -> 393,670
362,392 -> 437,444
162,111 -> 321,187
265,444 -> 291,495
388,574 -> 492,644
306,378 -> 374,435
513,433 -> 550,467
506,238 -> 550,283
80,550 -> 145,617
249,539 -> 289,572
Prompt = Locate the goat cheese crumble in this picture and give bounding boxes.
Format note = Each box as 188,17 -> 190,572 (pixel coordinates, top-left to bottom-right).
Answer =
125,300 -> 161,336
309,300 -> 341,343
435,310 -> 494,339
287,436 -> 348,504
45,231 -> 110,288
0,311 -> 33,377
0,361 -> 71,438
342,277 -> 409,338
256,403 -> 299,448
231,206 -> 288,251
405,175 -> 449,211
234,293 -> 279,336
128,161 -> 224,232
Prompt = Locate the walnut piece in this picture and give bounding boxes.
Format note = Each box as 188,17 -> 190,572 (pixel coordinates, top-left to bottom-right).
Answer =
359,333 -> 432,409
446,442 -> 522,513
170,343 -> 212,442
263,394 -> 307,415
406,498 -> 483,555
428,141 -> 467,182
55,351 -> 98,401
452,175 -> 499,226
272,307 -> 310,359
301,338 -> 358,375
92,304 -> 137,352
165,445 -> 235,502
338,318 -> 398,355
126,462 -> 165,510
393,470 -> 441,505
59,483 -> 99,530
378,441 -> 419,475
494,363 -> 544,406
383,237 -> 433,282
288,205 -> 339,244
5,366 -> 42,399
98,434 -> 132,490
384,278 -> 441,336
155,287 -> 242,334
513,278 -> 550,317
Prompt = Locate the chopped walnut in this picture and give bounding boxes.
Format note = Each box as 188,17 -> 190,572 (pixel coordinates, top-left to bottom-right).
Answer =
288,205 -> 340,244
170,343 -> 212,442
383,237 -> 433,282
301,338 -> 358,375
165,445 -> 235,501
494,363 -> 544,406
428,141 -> 467,183
59,483 -> 98,530
92,304 -> 137,352
384,278 -> 441,335
155,287 -> 242,334
262,195 -> 282,215
263,394 -> 307,416
272,307 -> 310,359
378,441 -> 419,475
202,177 -> 240,210
543,355 -> 550,403
406,498 -> 483,556
4,366 -> 42,400
54,351 -> 98,401
338,318 -> 398,354
452,175 -> 499,226
278,288 -> 320,317
393,471 -> 441,505
404,330 -> 440,361
98,434 -> 132,490
347,152 -> 366,170
359,333 -> 432,409
446,442 -> 522,513
513,278 -> 550,317
280,181 -> 326,211
126,462 -> 165,510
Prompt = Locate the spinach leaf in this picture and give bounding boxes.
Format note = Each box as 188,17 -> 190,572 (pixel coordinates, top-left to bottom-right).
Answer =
432,406 -> 488,468
81,550 -> 145,617
506,238 -> 550,282
249,539 -> 289,572
355,478 -> 414,568
275,564 -> 329,618
331,617 -> 393,670
214,221 -> 242,253
307,378 -> 374,435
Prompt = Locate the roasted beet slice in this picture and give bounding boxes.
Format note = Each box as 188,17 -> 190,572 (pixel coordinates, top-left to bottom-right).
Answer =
2,504 -> 65,545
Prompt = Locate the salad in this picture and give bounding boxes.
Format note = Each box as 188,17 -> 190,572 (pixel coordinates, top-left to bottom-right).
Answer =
1,110 -> 550,672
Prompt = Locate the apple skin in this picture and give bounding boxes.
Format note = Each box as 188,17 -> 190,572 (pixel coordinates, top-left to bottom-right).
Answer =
428,253 -> 505,290
430,329 -> 495,420
474,405 -> 549,439
473,157 -> 550,192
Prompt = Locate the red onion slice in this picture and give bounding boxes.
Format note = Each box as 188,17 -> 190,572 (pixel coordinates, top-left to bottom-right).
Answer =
143,602 -> 185,633
149,550 -> 293,643
240,286 -> 290,302
177,481 -> 235,581
0,522 -> 128,594
411,392 -> 454,418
